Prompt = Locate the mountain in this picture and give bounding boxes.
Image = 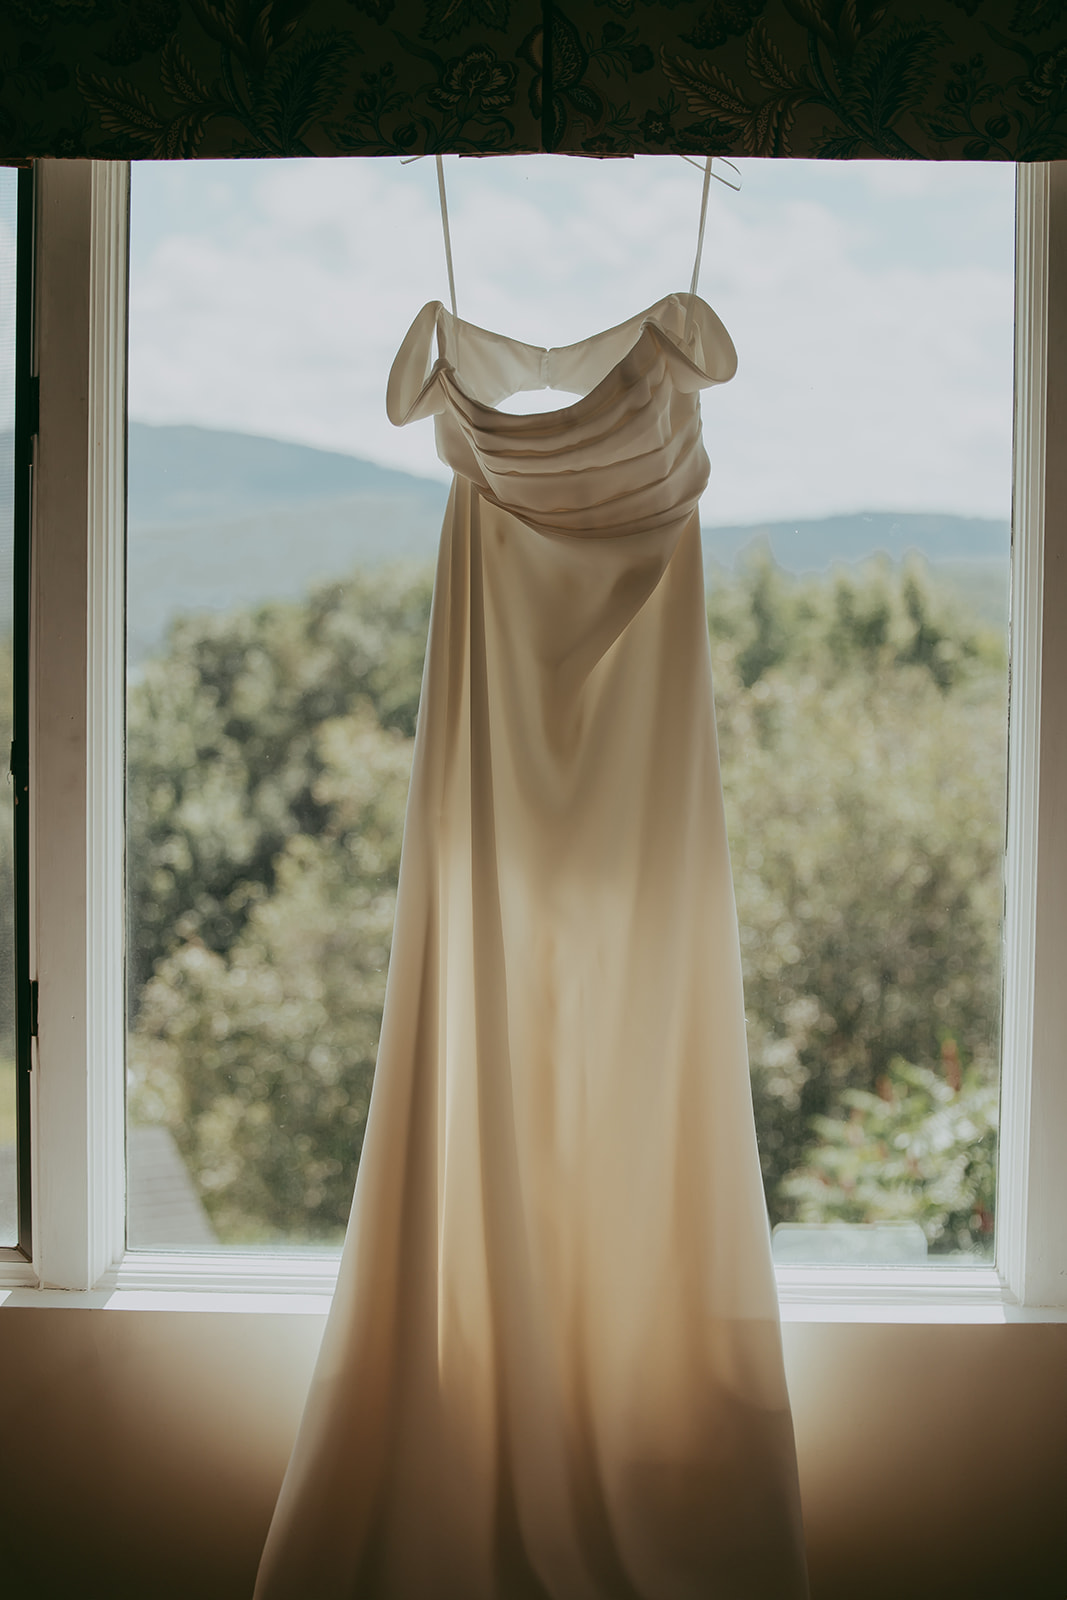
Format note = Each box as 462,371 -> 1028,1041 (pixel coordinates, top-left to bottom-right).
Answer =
125,423 -> 450,664
126,426 -> 1011,657
2,425 -> 1013,654
127,422 -> 446,527
702,510 -> 1009,572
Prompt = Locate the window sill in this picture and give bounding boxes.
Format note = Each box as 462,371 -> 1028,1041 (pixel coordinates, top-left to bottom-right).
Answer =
1,1253 -> 1064,1323
775,1265 -> 1066,1323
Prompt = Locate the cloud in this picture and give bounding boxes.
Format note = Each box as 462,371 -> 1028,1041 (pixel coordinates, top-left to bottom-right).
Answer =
128,156 -> 1015,524
0,175 -> 17,432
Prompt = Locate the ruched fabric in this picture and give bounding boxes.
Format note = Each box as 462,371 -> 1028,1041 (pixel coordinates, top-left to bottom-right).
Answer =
255,294 -> 810,1600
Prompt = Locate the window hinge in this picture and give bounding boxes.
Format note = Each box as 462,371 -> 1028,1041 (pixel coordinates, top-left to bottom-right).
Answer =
9,739 -> 27,799
28,978 -> 38,1040
17,376 -> 39,472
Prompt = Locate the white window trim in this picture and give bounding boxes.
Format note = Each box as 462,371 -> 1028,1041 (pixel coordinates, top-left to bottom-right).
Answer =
1,157 -> 1065,1321
1,159 -> 127,1293
997,158 -> 1067,1314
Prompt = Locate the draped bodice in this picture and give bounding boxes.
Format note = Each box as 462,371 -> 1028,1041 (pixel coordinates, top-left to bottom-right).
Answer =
386,293 -> 737,541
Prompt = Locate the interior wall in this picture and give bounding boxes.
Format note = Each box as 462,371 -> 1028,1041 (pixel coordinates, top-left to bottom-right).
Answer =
0,1309 -> 1064,1600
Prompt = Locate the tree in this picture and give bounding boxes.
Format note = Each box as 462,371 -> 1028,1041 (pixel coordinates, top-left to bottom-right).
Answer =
130,703 -> 412,1243
782,1049 -> 998,1257
709,556 -> 1006,1246
0,635 -> 14,1060
127,565 -> 431,1013
128,554 -> 1009,1252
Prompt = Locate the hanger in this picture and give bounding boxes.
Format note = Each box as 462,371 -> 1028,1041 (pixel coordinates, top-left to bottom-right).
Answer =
404,153 -> 743,328
682,156 -> 741,345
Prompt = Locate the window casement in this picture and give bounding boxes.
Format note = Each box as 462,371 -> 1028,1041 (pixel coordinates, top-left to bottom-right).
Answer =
1,156 -> 1065,1319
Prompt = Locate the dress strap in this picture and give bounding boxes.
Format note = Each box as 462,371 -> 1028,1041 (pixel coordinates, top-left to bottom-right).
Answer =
684,157 -> 713,347
435,154 -> 459,321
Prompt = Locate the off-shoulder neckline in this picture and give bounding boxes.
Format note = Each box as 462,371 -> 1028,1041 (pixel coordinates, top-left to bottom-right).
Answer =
386,292 -> 737,428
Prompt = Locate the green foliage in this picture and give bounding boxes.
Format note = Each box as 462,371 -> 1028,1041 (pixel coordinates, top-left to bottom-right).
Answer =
782,1050 -> 998,1258
128,553 -> 1008,1255
0,1058 -> 15,1146
130,704 -> 412,1243
127,566 -> 429,1243
709,556 -> 1005,1254
127,565 -> 431,1010
0,636 -> 14,1059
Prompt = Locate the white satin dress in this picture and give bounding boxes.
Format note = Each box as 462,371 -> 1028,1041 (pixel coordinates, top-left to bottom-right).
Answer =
255,292 -> 809,1600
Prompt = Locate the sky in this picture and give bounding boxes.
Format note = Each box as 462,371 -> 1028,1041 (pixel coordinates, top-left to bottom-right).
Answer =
128,155 -> 1017,527
0,170 -> 17,437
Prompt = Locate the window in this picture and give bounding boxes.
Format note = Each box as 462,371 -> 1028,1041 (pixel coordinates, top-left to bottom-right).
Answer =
2,157 -> 1066,1317
124,156 -> 1014,1268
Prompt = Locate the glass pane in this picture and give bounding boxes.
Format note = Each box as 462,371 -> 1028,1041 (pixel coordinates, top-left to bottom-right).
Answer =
0,170 -> 17,1248
125,161 -> 447,1251
704,163 -> 1013,1266
126,158 -> 1012,1260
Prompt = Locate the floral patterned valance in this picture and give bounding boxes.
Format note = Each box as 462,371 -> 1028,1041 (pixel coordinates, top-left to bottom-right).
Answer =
0,1 -> 1065,161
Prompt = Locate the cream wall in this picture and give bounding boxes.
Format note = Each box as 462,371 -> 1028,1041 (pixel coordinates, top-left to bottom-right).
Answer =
0,1309 -> 1064,1599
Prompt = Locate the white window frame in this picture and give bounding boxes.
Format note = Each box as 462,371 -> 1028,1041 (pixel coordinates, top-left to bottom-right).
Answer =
1,157 -> 1065,1320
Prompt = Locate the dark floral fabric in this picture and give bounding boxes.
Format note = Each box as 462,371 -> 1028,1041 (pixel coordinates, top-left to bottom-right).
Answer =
0,0 -> 1065,158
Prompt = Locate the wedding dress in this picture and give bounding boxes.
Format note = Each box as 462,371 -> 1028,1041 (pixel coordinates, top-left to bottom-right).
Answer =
255,201 -> 809,1600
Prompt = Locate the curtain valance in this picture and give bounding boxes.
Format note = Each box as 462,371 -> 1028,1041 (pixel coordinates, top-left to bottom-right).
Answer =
1,1 -> 1065,161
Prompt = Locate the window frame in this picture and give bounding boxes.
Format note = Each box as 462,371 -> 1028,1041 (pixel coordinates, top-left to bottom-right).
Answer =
7,162 -> 36,1261
1,156 -> 1064,1318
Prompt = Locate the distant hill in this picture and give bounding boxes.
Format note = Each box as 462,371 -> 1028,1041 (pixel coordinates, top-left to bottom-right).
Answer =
125,423 -> 450,664
0,429 -> 12,612
0,425 -> 1013,654
127,422 -> 446,527
702,510 -> 1009,571
702,511 -> 1010,636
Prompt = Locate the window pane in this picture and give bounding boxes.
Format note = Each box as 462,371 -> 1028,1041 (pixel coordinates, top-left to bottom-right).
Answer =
702,164 -> 1013,1266
126,158 -> 1012,1259
0,170 -> 18,1248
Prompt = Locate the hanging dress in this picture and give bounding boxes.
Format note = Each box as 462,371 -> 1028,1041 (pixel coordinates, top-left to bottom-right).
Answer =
254,287 -> 809,1600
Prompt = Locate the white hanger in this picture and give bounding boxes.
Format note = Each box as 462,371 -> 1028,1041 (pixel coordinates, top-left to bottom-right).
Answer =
411,152 -> 743,330
683,156 -> 741,344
